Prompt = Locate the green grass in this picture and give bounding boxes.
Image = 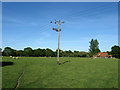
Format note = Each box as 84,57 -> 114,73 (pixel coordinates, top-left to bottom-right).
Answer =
2,57 -> 119,88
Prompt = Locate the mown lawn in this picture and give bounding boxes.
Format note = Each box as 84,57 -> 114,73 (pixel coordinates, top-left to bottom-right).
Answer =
1,57 -> 119,88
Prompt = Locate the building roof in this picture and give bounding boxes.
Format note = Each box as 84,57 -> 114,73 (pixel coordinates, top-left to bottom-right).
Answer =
108,55 -> 112,57
93,52 -> 112,58
97,52 -> 108,57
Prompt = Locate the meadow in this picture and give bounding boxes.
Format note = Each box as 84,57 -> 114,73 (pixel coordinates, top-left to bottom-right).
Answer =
1,57 -> 119,88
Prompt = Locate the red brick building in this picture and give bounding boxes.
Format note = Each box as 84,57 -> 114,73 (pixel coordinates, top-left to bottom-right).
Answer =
93,52 -> 112,58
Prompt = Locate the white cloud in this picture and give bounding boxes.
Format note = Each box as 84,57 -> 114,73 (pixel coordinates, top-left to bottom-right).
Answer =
3,16 -> 38,26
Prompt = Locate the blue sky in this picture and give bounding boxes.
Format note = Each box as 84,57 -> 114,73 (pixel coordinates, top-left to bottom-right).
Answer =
2,2 -> 118,52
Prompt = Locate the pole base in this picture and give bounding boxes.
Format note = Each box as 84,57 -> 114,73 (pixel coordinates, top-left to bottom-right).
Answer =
57,61 -> 59,64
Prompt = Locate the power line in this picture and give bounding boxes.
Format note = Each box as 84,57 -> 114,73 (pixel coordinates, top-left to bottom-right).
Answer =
62,3 -> 116,28
38,23 -> 50,29
31,23 -> 50,35
58,3 -> 116,21
37,3 -> 115,34
35,3 -> 116,50
56,4 -> 117,51
68,4 -> 116,19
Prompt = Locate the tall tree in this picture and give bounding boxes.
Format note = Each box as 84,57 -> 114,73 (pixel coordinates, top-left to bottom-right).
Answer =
34,48 -> 44,57
3,47 -> 16,56
42,49 -> 46,57
73,51 -> 80,57
62,50 -> 73,57
111,45 -> 120,58
24,47 -> 33,56
16,50 -> 24,56
46,48 -> 54,57
89,39 -> 100,57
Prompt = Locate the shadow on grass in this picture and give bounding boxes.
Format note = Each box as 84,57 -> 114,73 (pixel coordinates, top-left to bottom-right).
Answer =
0,62 -> 14,67
59,61 -> 71,65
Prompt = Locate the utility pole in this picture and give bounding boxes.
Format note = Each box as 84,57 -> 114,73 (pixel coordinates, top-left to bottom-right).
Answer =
50,20 -> 64,64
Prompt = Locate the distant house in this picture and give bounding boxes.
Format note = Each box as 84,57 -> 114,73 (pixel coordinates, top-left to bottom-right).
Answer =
108,55 -> 112,58
93,52 -> 112,58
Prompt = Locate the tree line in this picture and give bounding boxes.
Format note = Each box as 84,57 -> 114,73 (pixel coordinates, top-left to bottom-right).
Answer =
0,39 -> 120,58
0,45 -> 120,58
1,47 -> 89,57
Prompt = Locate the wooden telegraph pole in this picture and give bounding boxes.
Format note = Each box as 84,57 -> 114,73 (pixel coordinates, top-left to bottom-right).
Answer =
50,20 -> 64,64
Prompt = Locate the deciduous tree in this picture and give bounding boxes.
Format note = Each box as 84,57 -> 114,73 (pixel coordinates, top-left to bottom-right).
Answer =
111,45 -> 120,58
24,47 -> 33,56
89,39 -> 100,57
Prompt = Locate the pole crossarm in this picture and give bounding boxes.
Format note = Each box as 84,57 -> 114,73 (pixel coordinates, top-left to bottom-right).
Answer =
52,28 -> 61,32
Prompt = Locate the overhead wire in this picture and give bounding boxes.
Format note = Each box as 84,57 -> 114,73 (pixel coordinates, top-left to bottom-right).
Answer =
57,3 -> 116,32
59,3 -> 116,37
56,3 -> 117,50
32,3 -> 116,34
32,3 -> 117,47
58,3 -> 116,20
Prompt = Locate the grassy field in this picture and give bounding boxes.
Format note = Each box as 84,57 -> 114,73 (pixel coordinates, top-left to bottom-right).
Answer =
1,57 -> 119,88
